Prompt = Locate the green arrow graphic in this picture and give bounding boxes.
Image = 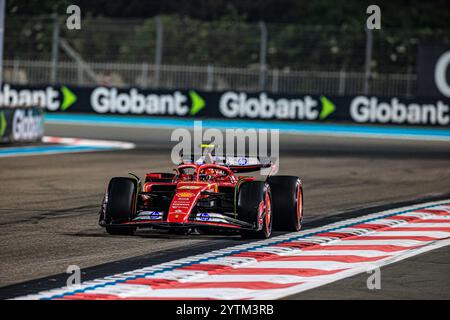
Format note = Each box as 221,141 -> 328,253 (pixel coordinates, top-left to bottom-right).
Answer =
189,90 -> 205,116
60,86 -> 77,111
319,95 -> 335,120
0,112 -> 6,137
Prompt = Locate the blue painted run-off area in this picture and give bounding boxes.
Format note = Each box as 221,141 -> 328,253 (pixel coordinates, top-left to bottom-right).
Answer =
45,113 -> 450,141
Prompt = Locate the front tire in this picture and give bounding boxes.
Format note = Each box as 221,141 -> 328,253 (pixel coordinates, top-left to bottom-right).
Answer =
267,176 -> 303,231
104,177 -> 138,235
237,181 -> 272,239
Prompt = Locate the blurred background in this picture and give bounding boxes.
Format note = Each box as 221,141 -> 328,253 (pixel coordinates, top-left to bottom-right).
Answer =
4,0 -> 450,97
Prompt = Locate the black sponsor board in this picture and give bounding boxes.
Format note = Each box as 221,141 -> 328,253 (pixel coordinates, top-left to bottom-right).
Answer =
0,106 -> 44,144
417,45 -> 450,98
2,84 -> 450,126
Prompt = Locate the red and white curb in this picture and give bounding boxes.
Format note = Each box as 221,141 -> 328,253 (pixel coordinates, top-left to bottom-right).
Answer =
15,199 -> 450,300
0,136 -> 135,158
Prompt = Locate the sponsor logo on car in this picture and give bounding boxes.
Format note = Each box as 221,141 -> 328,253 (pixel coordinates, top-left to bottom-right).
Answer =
178,185 -> 202,190
134,211 -> 163,220
199,213 -> 210,221
237,157 -> 248,165
172,203 -> 190,209
150,211 -> 162,220
172,200 -> 190,205
177,192 -> 195,198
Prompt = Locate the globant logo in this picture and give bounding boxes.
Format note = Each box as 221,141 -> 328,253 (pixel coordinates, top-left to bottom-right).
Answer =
0,84 -> 77,111
0,84 -> 59,110
12,109 -> 44,141
91,87 -> 190,116
219,91 -> 335,120
350,96 -> 449,125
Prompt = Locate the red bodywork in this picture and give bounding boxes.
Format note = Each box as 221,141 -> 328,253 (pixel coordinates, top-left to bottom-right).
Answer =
102,162 -> 264,231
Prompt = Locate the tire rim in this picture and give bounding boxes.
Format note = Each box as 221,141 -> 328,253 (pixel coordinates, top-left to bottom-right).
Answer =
258,201 -> 265,229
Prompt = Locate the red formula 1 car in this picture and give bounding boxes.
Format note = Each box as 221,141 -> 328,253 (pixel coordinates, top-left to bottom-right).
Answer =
99,148 -> 303,239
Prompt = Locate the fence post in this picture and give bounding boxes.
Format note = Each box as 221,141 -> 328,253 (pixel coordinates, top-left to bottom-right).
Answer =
364,27 -> 373,94
406,65 -> 413,98
271,69 -> 279,93
339,69 -> 346,95
77,62 -> 83,85
50,13 -> 60,84
206,64 -> 214,91
13,59 -> 19,83
141,62 -> 149,88
0,0 -> 5,88
154,16 -> 163,88
259,21 -> 268,91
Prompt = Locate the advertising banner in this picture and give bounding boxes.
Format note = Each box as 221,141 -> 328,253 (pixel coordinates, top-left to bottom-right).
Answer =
417,45 -> 450,98
2,84 -> 449,127
0,106 -> 44,143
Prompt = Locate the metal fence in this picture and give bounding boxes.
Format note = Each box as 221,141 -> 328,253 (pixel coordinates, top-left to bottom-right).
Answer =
5,14 -> 440,96
3,59 -> 416,96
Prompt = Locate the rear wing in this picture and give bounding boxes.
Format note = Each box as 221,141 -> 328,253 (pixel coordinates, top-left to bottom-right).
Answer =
218,156 -> 272,173
180,144 -> 276,174
182,155 -> 273,173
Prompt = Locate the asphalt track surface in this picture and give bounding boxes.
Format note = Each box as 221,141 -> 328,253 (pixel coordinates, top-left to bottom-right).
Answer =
0,123 -> 449,299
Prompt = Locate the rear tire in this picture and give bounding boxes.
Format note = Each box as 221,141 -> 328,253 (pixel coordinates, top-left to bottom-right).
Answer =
237,181 -> 272,239
105,177 -> 138,235
267,176 -> 303,231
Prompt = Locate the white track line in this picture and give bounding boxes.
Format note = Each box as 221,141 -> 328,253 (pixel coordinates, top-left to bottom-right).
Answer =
41,136 -> 135,149
0,136 -> 135,158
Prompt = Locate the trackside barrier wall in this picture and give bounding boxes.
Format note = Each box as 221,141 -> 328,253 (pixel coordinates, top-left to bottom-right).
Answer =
0,106 -> 44,144
1,84 -> 450,127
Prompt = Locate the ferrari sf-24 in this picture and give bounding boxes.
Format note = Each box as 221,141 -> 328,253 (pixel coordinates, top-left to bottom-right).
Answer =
99,146 -> 303,238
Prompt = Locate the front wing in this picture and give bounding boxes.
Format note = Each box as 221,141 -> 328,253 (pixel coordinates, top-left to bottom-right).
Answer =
100,211 -> 254,230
